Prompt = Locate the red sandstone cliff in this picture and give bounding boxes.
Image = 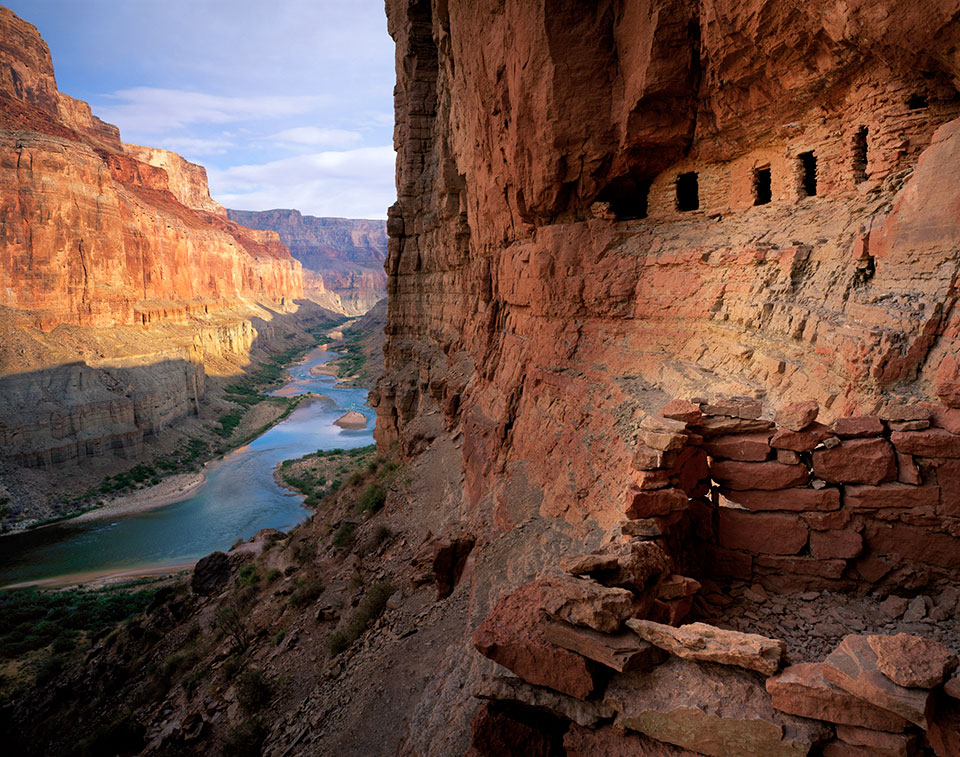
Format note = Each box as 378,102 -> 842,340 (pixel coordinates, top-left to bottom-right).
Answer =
376,0 -> 960,528
226,209 -> 387,315
0,6 -> 315,499
0,6 -> 303,331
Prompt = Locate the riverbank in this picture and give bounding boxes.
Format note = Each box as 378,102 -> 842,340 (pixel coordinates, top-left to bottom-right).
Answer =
3,562 -> 196,590
72,472 -> 206,523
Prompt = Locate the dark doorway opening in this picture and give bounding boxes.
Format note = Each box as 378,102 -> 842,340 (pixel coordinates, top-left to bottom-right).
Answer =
853,126 -> 869,183
676,172 -> 699,212
595,175 -> 652,220
907,94 -> 929,110
753,166 -> 772,205
799,152 -> 817,197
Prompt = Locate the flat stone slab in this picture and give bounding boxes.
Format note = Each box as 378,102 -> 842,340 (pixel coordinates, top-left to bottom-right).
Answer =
823,635 -> 934,728
627,619 -> 784,676
471,674 -> 616,727
543,619 -> 667,673
605,657 -> 831,757
867,633 -> 958,689
766,662 -> 911,732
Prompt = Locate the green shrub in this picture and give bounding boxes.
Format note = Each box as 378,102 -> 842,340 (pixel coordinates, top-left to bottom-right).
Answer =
327,582 -> 395,656
347,470 -> 364,487
288,578 -> 324,608
266,569 -> 282,583
357,484 -> 387,513
222,720 -> 267,757
275,630 -> 286,646
236,669 -> 270,712
373,525 -> 394,546
237,565 -> 260,587
332,523 -> 356,548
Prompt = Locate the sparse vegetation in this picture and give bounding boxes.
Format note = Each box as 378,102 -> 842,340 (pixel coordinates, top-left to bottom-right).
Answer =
357,483 -> 387,513
288,577 -> 324,608
0,584 -> 159,661
332,522 -> 356,548
223,719 -> 267,757
214,601 -> 249,652
328,581 -> 396,656
237,564 -> 260,587
236,669 -> 271,712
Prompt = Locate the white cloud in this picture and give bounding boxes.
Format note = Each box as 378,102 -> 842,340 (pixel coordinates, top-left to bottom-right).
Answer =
152,136 -> 234,156
266,126 -> 363,149
209,146 -> 396,220
96,87 -> 328,134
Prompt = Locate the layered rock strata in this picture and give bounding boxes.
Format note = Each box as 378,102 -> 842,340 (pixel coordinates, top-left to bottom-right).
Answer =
0,7 -> 310,481
226,209 -> 387,315
377,0 -> 960,527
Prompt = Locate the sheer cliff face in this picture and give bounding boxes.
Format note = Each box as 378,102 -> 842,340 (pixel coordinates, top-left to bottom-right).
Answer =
377,0 -> 960,527
226,209 -> 388,315
0,6 -> 302,331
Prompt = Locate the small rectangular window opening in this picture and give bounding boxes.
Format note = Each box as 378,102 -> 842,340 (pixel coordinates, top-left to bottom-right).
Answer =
853,126 -> 868,183
799,152 -> 817,197
753,166 -> 772,206
907,94 -> 928,110
676,172 -> 699,212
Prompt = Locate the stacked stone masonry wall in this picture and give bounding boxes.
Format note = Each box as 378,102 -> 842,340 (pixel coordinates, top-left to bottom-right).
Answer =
628,396 -> 960,595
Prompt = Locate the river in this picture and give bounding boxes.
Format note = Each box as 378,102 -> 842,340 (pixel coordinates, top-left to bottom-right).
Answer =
0,347 -> 374,587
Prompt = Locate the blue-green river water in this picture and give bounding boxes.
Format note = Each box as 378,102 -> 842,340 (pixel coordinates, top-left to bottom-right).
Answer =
0,347 -> 374,586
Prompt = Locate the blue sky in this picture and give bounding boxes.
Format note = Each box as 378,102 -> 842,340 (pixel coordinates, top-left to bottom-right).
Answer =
7,0 -> 396,219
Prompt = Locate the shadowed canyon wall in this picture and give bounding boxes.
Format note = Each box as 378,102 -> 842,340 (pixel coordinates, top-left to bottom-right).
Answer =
0,6 -> 313,491
227,209 -> 387,315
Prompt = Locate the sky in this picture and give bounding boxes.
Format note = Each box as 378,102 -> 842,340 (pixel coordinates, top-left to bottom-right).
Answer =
6,0 -> 397,219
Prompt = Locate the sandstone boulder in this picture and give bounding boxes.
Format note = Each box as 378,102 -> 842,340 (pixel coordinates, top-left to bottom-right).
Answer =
536,574 -> 640,632
191,551 -> 231,595
717,509 -> 809,555
711,460 -> 809,490
702,432 -> 772,461
700,397 -> 762,419
766,662 -> 911,732
770,423 -> 835,452
823,635 -> 934,728
867,633 -> 958,689
333,411 -> 367,429
626,619 -> 784,675
834,416 -> 885,439
776,400 -> 819,431
564,723 -> 701,757
562,539 -> 671,597
891,429 -> 960,458
624,486 -> 689,518
720,487 -> 840,512
605,658 -> 831,757
471,675 -> 616,727
543,620 -> 667,673
660,399 -> 702,425
473,581 -> 600,699
812,439 -> 897,485
834,725 -> 919,757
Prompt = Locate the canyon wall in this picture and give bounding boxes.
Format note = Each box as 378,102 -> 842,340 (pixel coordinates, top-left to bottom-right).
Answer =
0,5 -> 303,332
0,6 -> 313,489
377,0 -> 960,529
227,208 -> 387,315
372,2 -> 960,751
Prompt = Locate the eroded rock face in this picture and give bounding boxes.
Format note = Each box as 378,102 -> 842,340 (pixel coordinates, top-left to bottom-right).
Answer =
227,209 -> 387,315
378,0 -> 960,532
0,7 -> 308,475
